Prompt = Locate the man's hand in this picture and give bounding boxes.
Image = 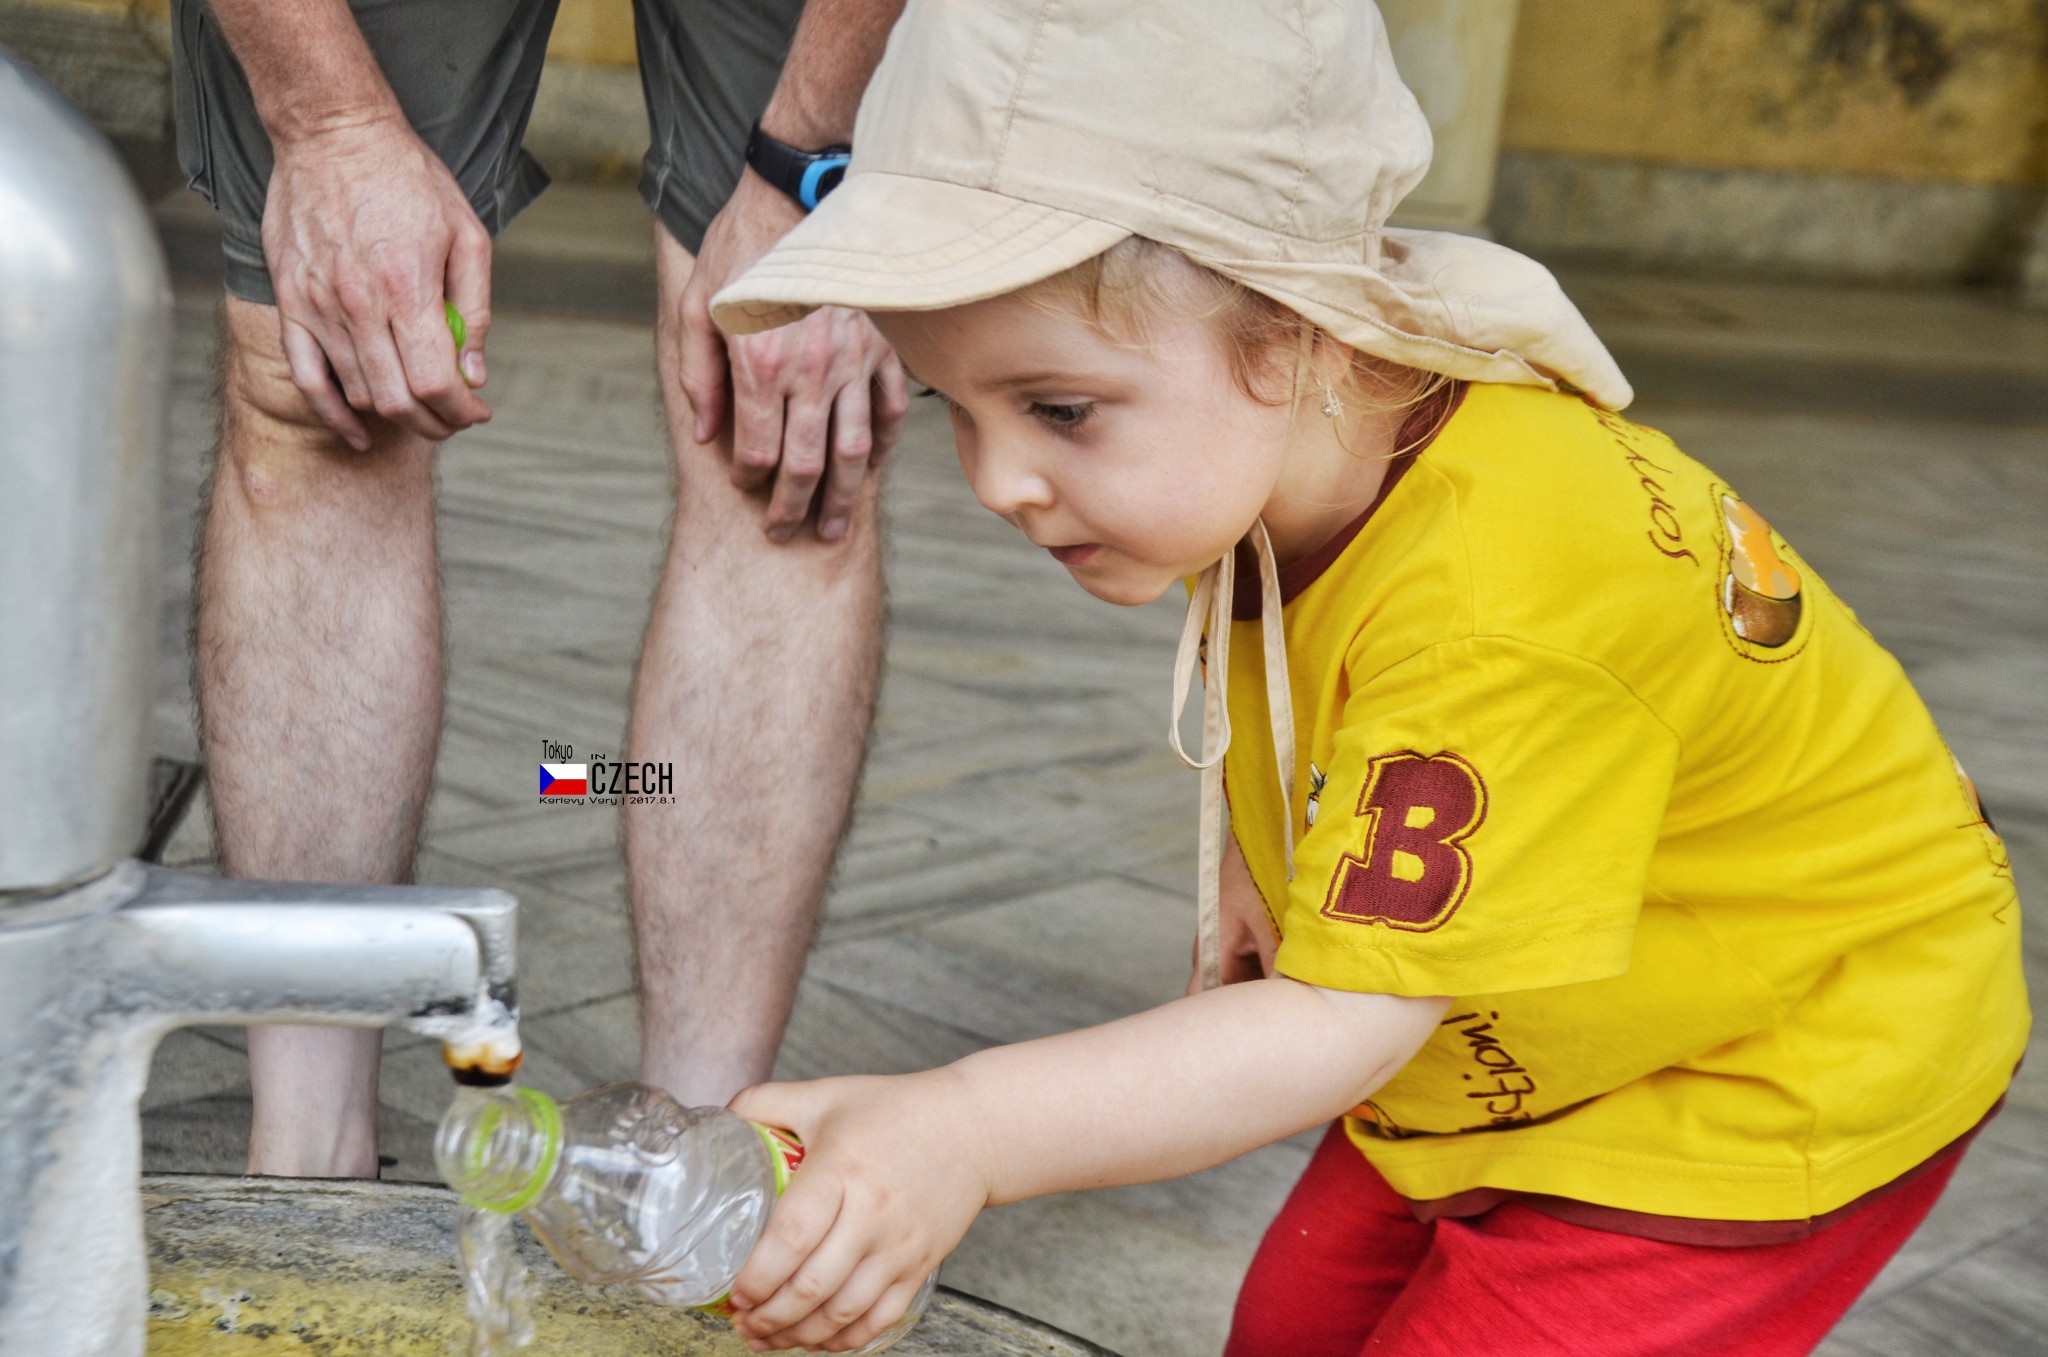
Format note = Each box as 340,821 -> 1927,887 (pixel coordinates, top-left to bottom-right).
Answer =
725,1070 -> 990,1352
1189,835 -> 1278,995
677,169 -> 907,544
262,115 -> 493,450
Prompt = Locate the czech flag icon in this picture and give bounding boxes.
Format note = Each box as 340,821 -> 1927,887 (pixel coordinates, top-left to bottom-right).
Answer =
540,762 -> 588,797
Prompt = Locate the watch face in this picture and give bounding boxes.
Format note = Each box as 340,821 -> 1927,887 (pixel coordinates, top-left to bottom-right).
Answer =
798,154 -> 853,210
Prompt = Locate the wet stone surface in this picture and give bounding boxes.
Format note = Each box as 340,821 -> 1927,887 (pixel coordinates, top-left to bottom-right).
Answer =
144,1177 -> 1111,1357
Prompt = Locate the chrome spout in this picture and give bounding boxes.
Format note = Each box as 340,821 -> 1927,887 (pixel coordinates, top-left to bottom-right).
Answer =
106,864 -> 518,1027
0,863 -> 521,1357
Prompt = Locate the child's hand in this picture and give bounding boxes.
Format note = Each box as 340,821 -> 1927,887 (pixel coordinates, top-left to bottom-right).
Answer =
725,1069 -> 993,1352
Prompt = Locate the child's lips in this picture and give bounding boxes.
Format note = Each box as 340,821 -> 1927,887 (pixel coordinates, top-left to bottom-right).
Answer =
1047,542 -> 1102,566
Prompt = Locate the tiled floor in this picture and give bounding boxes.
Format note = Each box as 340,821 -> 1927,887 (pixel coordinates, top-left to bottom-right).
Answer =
140,249 -> 2048,1355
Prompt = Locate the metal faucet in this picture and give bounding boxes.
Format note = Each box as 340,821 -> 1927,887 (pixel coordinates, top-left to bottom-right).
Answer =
0,52 -> 521,1357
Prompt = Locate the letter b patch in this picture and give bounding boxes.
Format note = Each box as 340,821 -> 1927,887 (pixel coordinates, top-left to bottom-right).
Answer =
1322,752 -> 1487,932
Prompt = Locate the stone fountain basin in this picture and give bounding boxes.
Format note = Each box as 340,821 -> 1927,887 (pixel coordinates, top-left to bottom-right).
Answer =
143,1175 -> 1115,1356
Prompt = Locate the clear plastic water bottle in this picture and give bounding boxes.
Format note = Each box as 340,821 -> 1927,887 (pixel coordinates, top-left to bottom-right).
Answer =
435,1081 -> 936,1352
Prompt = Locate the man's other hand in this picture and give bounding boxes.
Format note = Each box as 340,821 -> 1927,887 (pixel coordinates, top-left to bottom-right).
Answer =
262,115 -> 493,450
676,168 -> 906,544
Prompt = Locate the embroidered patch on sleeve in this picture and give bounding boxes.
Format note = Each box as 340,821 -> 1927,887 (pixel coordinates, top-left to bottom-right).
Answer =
1712,485 -> 1812,662
1720,492 -> 1802,648
1322,751 -> 1487,933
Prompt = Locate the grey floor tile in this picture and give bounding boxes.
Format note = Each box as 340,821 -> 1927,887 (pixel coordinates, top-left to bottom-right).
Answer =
772,977 -> 992,1083
946,1145 -> 1308,1357
141,1094 -> 252,1177
425,801 -> 626,878
1812,1336 -> 1888,1357
152,781 -> 217,870
819,804 -> 1093,940
1829,1211 -> 2048,1357
807,875 -> 1196,1046
141,1028 -> 247,1113
1857,1139 -> 2048,1304
1979,1031 -> 2048,1166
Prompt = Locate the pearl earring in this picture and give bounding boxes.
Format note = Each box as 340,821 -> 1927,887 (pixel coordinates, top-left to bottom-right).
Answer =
1320,383 -> 1343,422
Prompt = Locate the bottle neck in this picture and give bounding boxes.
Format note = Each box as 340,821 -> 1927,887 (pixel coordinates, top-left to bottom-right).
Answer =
435,1085 -> 563,1213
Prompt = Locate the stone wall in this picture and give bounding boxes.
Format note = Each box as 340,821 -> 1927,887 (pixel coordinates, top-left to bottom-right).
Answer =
1493,0 -> 2048,284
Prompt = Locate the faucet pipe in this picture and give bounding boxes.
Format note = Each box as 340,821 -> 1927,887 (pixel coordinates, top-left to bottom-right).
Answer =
0,861 -> 522,1357
104,863 -> 519,1029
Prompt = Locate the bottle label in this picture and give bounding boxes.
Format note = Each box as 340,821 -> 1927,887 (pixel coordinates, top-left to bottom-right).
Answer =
696,1122 -> 806,1318
754,1122 -> 807,1193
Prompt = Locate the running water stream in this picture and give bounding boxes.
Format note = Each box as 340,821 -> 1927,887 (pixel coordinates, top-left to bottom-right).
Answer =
435,1008 -> 533,1357
457,1204 -> 536,1357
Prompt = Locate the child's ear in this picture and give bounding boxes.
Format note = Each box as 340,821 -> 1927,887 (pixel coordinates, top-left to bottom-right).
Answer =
1309,329 -> 1373,405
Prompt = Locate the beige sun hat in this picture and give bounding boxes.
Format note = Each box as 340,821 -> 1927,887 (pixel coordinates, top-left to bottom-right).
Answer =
713,0 -> 1631,409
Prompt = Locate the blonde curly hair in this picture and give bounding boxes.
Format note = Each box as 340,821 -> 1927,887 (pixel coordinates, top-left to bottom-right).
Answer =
1022,237 -> 1452,453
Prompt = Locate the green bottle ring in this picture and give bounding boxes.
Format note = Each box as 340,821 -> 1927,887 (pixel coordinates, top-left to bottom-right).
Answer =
466,1087 -> 562,1214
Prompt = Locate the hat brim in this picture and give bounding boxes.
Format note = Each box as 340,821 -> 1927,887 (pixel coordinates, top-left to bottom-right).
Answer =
712,172 -> 1133,335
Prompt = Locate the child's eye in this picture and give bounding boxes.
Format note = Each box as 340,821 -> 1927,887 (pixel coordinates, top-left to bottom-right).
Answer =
1029,401 -> 1094,436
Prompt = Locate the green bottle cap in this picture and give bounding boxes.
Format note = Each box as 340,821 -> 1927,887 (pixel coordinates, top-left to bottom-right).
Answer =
445,301 -> 467,352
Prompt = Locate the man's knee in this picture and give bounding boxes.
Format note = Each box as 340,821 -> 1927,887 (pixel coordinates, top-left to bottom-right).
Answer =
668,432 -> 883,563
217,297 -> 433,515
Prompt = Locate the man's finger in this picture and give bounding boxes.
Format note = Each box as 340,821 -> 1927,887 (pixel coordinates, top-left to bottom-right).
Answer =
869,349 -> 910,468
445,221 -> 493,389
281,316 -> 371,451
358,319 -> 455,443
392,302 -> 490,431
764,384 -> 832,538
676,290 -> 731,445
302,297 -> 375,413
316,318 -> 381,428
816,378 -> 874,543
727,347 -> 788,496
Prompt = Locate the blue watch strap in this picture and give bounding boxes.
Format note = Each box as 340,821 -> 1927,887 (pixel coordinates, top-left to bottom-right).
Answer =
797,154 -> 853,211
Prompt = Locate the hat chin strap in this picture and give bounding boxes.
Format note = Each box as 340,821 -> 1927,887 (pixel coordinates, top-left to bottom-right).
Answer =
1172,321 -> 1313,992
1170,519 -> 1297,992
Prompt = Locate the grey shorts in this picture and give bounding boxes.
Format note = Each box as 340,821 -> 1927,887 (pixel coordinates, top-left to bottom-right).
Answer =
169,0 -> 803,305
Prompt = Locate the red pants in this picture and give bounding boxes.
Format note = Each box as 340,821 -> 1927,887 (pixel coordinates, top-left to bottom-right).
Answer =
1226,1123 -> 1961,1357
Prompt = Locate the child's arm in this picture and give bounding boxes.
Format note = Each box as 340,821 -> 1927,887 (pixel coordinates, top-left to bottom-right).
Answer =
726,977 -> 1447,1352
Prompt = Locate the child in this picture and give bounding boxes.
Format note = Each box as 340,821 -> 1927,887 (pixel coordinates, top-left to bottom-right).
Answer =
705,1 -> 2028,1352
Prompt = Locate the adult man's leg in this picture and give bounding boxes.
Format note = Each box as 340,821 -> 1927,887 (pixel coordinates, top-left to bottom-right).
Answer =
172,0 -> 560,1173
629,226 -> 886,1107
197,297 -> 445,1176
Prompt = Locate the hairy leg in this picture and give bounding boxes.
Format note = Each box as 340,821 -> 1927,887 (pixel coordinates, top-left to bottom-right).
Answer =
629,226 -> 886,1108
197,296 -> 444,1176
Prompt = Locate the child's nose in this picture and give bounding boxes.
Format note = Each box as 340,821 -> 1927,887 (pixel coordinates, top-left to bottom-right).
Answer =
966,440 -> 1055,518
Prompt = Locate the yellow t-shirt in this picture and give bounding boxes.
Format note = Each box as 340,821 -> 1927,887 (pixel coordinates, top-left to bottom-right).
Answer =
1224,381 -> 2026,1228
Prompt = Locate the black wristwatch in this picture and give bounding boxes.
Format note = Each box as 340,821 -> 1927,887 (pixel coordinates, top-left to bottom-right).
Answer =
745,122 -> 852,211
